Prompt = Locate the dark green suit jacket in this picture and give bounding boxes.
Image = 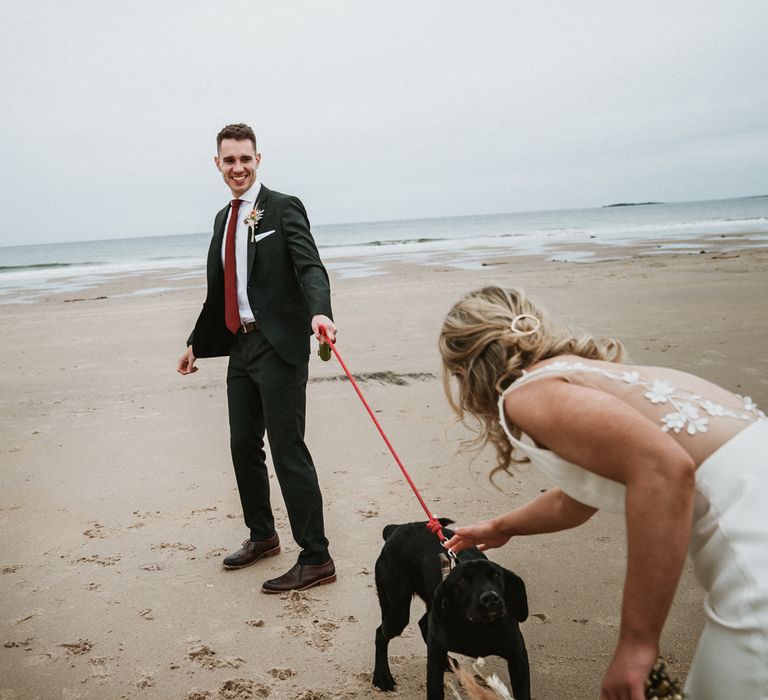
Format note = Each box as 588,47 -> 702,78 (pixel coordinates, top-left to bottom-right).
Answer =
189,185 -> 333,366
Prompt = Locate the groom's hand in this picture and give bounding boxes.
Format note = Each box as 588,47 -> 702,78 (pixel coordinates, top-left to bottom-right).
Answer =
177,345 -> 198,375
312,315 -> 336,344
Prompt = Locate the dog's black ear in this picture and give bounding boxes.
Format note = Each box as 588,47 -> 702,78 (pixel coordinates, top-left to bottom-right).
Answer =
503,569 -> 529,622
436,582 -> 450,613
382,524 -> 398,541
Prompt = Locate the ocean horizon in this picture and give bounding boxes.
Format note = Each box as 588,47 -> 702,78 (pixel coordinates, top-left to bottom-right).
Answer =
1,194 -> 766,303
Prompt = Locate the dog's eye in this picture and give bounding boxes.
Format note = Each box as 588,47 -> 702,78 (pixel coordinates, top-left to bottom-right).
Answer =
491,570 -> 501,579
456,578 -> 468,588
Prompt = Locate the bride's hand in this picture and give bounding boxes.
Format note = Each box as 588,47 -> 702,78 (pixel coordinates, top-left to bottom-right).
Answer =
600,638 -> 658,700
445,518 -> 511,554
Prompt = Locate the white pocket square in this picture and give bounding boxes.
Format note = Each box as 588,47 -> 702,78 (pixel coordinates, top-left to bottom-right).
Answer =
252,229 -> 276,243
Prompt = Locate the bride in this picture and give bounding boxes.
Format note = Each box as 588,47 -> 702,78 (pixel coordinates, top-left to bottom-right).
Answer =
439,286 -> 767,699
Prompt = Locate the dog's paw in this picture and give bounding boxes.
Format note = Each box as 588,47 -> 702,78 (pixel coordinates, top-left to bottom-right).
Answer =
372,669 -> 396,692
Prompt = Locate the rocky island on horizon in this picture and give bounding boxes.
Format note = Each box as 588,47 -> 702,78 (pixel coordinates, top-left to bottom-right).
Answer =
603,201 -> 663,208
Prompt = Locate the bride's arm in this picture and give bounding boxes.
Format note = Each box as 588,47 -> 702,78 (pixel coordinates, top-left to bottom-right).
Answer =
445,488 -> 596,553
506,378 -> 696,699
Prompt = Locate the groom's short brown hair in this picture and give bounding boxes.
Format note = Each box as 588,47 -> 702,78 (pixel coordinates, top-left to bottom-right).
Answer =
217,123 -> 257,152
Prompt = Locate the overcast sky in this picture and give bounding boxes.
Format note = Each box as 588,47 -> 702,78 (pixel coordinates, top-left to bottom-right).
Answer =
2,1 -> 767,247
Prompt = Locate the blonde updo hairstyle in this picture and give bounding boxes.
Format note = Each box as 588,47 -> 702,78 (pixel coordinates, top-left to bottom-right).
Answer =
439,286 -> 623,473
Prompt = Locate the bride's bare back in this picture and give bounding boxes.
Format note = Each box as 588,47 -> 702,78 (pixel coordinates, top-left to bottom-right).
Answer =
518,355 -> 764,467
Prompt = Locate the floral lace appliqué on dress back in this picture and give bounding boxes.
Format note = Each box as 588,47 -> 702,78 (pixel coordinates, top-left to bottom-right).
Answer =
518,361 -> 766,436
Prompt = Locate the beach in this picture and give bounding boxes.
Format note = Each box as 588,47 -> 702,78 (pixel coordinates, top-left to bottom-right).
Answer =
2,236 -> 767,699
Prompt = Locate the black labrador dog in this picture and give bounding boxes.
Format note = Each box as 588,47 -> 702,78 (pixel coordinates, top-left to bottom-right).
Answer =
372,519 -> 530,700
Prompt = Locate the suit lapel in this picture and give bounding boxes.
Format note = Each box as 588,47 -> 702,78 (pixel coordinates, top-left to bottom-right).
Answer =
247,185 -> 270,277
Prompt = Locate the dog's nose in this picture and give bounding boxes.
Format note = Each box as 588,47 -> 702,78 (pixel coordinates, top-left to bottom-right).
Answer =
479,591 -> 502,608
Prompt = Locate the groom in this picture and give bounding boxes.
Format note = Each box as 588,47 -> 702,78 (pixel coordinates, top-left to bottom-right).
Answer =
177,123 -> 337,593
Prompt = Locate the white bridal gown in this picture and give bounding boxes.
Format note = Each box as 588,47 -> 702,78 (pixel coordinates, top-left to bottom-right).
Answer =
498,358 -> 768,699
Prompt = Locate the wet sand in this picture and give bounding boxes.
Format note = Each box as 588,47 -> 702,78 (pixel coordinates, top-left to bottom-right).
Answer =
1,236 -> 767,699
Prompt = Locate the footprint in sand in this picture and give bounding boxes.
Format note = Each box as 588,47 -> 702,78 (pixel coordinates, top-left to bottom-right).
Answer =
307,619 -> 339,651
132,510 -> 161,519
219,678 -> 270,697
294,692 -> 323,700
151,542 -> 196,552
190,506 -> 218,516
152,542 -> 197,560
186,642 -> 244,670
185,692 -> 211,700
89,656 -> 111,679
313,619 -> 338,633
268,667 -> 297,681
83,522 -> 107,539
74,555 -> 120,567
26,651 -> 58,666
277,592 -> 342,649
356,504 -> 379,519
139,608 -> 154,620
279,590 -> 316,618
4,638 -> 34,650
2,564 -> 23,574
135,671 -> 155,689
138,563 -> 164,572
60,639 -> 93,655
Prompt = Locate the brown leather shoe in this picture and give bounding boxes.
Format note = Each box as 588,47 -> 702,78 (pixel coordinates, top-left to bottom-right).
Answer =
222,533 -> 280,569
261,559 -> 336,593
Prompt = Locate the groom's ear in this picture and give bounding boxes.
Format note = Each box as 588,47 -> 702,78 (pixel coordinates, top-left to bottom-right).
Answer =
214,155 -> 222,172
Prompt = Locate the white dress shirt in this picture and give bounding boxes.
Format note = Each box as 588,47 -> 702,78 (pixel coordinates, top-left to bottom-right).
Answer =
221,182 -> 261,325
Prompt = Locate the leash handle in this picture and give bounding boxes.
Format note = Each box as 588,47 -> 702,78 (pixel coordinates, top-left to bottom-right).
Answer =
318,325 -> 447,543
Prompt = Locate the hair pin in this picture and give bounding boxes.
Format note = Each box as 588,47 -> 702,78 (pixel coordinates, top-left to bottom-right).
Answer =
510,314 -> 541,337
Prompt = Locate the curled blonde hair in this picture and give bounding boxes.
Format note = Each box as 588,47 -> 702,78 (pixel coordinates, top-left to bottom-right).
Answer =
439,286 -> 623,474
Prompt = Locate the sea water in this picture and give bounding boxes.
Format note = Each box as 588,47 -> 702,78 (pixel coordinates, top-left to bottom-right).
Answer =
1,195 -> 766,303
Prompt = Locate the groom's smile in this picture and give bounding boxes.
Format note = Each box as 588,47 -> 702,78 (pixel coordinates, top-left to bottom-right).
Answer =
215,138 -> 261,198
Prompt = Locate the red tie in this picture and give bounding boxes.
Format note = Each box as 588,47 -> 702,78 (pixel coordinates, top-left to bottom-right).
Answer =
224,199 -> 243,334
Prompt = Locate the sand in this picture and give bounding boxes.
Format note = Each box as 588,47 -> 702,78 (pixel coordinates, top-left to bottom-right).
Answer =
1,234 -> 767,699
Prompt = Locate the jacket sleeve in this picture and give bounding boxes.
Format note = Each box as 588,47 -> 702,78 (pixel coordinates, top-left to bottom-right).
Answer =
281,196 -> 333,319
185,205 -> 229,350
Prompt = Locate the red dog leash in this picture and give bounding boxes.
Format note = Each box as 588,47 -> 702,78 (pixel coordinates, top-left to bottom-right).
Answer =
318,326 -> 452,549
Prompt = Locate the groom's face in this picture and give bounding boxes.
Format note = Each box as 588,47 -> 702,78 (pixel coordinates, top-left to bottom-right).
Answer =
215,138 -> 260,198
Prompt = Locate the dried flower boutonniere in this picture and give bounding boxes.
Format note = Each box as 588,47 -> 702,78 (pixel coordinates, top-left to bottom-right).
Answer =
244,207 -> 265,242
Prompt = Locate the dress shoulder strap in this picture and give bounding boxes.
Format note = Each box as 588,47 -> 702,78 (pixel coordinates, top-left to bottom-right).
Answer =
500,360 -> 590,397
497,362 -> 586,446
